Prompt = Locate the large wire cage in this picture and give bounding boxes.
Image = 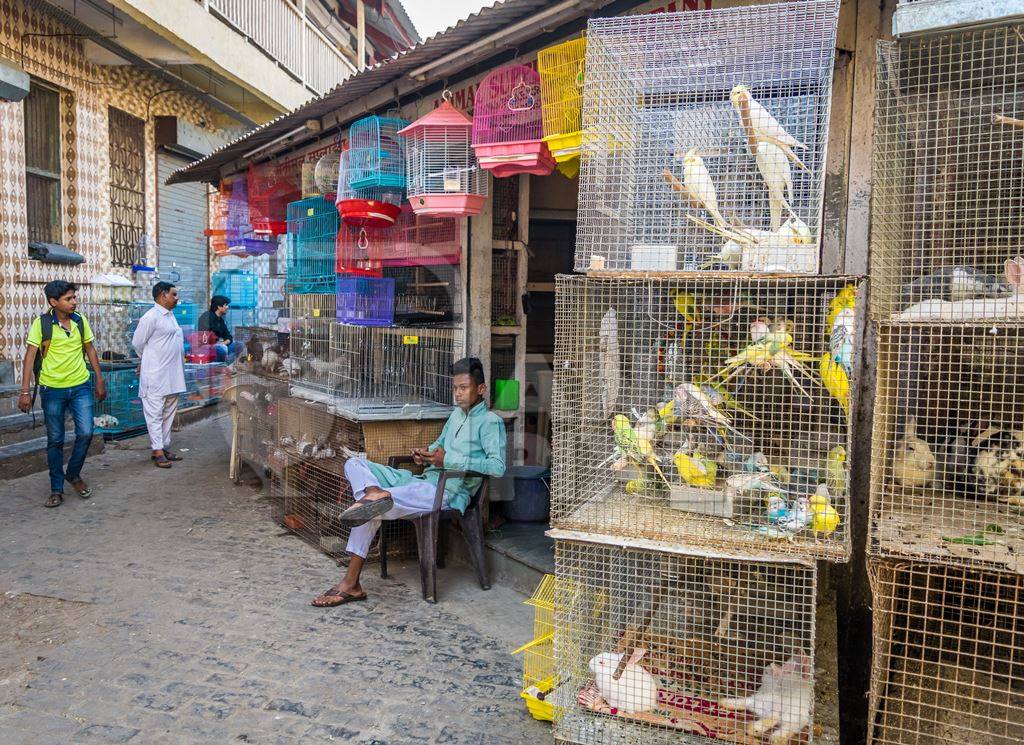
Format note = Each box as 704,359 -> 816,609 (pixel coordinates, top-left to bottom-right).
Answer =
229,372 -> 288,471
574,0 -> 839,274
552,275 -> 861,561
286,197 -> 340,294
91,366 -> 145,435
871,28 -> 1024,321
382,206 -> 462,267
212,269 -> 258,309
348,115 -> 410,191
388,263 -> 463,327
869,322 -> 1024,574
868,559 -> 1024,745
538,36 -> 587,165
551,538 -> 817,745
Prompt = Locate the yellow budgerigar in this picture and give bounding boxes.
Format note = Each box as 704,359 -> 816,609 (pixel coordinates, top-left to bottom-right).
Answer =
819,353 -> 849,413
826,445 -> 848,494
809,484 -> 840,535
674,449 -> 718,487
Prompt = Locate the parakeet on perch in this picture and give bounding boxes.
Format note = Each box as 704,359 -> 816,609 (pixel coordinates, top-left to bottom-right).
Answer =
808,484 -> 840,536
682,148 -> 727,228
712,319 -> 821,398
612,414 -> 670,487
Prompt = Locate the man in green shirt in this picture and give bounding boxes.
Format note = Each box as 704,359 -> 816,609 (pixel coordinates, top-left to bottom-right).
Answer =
312,357 -> 506,607
18,281 -> 106,508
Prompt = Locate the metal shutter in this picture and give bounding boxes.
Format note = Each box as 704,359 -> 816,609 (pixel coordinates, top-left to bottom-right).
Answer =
157,153 -> 208,308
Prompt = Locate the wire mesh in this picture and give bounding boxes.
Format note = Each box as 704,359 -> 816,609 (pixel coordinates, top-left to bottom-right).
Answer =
212,269 -> 258,309
473,65 -> 555,177
552,275 -> 860,561
348,116 -> 410,191
871,28 -> 1024,321
91,366 -> 144,434
869,322 -> 1024,573
378,205 -> 461,267
233,325 -> 291,383
288,293 -> 336,321
181,362 -> 229,407
491,250 -> 519,323
551,538 -> 817,745
388,263 -> 463,326
868,559 -> 1024,745
248,158 -> 303,236
400,99 -> 487,217
538,36 -> 587,163
574,0 -> 839,273
513,574 -> 558,722
230,373 -> 288,469
286,197 -> 340,294
336,223 -> 384,276
492,175 -> 520,243
87,302 -> 132,361
336,148 -> 405,228
289,317 -> 337,397
336,274 -> 396,327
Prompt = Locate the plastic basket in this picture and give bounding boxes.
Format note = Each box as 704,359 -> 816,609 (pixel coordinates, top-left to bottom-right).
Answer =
336,274 -> 395,326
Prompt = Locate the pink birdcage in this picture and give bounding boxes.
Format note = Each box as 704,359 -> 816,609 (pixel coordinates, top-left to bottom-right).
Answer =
248,157 -> 303,235
399,97 -> 487,216
335,223 -> 384,277
472,64 -> 555,178
370,204 -> 461,267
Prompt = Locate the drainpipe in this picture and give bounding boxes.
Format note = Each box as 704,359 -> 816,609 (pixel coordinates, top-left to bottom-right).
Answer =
356,0 -> 366,71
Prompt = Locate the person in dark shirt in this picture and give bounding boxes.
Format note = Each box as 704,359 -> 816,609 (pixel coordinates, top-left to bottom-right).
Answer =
197,295 -> 242,362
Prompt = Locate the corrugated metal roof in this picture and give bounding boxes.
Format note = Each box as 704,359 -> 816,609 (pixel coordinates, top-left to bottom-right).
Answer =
167,0 -> 600,185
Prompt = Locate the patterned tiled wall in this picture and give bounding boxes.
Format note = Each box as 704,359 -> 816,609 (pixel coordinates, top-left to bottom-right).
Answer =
0,0 -> 227,373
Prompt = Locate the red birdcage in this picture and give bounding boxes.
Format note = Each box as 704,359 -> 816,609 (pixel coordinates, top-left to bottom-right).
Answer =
472,64 -> 554,178
335,148 -> 404,228
369,204 -> 461,267
248,156 -> 303,235
336,223 -> 384,277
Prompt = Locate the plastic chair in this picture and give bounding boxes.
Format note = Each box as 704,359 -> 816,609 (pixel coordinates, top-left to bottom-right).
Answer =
379,455 -> 491,603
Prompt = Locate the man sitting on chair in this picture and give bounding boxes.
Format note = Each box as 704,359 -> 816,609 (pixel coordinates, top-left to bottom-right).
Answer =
312,357 -> 507,607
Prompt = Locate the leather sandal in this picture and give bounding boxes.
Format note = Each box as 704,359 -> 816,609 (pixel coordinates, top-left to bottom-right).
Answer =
45,492 -> 63,508
153,455 -> 173,468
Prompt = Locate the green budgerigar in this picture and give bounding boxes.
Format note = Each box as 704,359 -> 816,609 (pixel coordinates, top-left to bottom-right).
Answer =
612,414 -> 670,487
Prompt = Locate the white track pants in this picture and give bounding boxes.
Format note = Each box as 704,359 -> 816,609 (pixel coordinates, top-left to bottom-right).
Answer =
344,457 -> 446,558
142,392 -> 178,452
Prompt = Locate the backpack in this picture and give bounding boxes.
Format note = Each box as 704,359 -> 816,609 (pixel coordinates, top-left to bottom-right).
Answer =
31,311 -> 86,403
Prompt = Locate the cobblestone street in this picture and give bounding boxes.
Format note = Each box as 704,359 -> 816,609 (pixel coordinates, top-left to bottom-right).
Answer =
0,413 -> 545,744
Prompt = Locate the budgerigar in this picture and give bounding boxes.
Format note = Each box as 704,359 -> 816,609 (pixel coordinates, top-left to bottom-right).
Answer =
774,496 -> 811,534
682,148 -> 727,228
754,141 -> 794,231
725,471 -> 786,501
809,484 -> 840,535
674,447 -> 718,487
830,308 -> 855,376
673,382 -> 749,441
730,85 -> 807,170
612,414 -> 670,487
819,354 -> 850,414
714,320 -> 821,398
892,416 -> 936,489
826,445 -> 848,494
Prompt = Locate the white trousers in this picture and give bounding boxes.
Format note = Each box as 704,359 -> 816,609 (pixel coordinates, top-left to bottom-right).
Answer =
142,392 -> 178,452
344,457 -> 445,559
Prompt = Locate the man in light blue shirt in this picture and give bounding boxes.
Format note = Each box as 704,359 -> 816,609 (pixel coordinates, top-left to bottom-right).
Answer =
312,357 -> 506,607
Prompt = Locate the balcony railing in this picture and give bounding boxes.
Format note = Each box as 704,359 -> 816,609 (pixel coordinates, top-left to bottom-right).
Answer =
202,0 -> 355,95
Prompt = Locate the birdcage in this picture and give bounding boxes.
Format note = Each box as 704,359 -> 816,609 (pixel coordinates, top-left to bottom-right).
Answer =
288,293 -> 336,322
869,322 -> 1024,573
513,574 -> 558,721
248,158 -> 303,236
492,176 -> 520,243
389,264 -> 462,326
335,148 -> 405,228
87,301 -> 132,360
212,269 -> 258,309
473,64 -> 556,178
491,250 -> 519,325
232,325 -> 291,383
574,0 -> 839,273
336,274 -> 396,327
552,274 -> 861,562
335,223 -> 385,277
230,373 -> 288,472
871,28 -> 1024,321
538,37 -> 587,169
310,146 -> 341,199
288,317 -> 337,399
550,536 -> 818,745
88,274 -> 133,304
348,115 -> 410,191
377,205 -> 461,267
328,324 -> 461,420
400,97 -> 488,216
173,301 -> 198,331
91,366 -> 145,435
208,176 -> 276,256
286,197 -> 339,294
867,559 -> 1024,744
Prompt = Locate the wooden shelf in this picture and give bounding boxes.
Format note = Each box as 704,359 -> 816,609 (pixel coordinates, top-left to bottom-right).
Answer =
492,239 -> 525,251
491,325 -> 522,335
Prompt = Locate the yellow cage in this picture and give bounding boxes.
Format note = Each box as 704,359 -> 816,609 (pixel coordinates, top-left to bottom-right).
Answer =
513,574 -> 559,721
538,37 -> 586,170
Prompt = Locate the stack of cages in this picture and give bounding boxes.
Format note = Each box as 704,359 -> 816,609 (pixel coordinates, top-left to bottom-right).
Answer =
549,3 -> 849,742
867,22 -> 1024,743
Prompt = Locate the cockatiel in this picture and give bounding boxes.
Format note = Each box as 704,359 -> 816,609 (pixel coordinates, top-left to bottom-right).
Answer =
892,417 -> 936,489
612,414 -> 669,487
754,141 -> 794,231
730,84 -> 808,170
682,148 -> 727,228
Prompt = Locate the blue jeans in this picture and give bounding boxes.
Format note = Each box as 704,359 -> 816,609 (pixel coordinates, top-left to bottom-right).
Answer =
40,381 -> 94,494
214,341 -> 243,362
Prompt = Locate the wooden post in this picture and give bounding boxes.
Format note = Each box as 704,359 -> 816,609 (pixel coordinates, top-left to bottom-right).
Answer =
356,0 -> 366,72
468,173 -> 494,393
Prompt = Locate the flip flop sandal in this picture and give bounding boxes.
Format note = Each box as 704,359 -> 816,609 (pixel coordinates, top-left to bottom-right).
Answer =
339,496 -> 394,524
163,451 -> 183,462
311,589 -> 367,608
70,481 -> 92,499
153,455 -> 173,468
45,493 -> 63,508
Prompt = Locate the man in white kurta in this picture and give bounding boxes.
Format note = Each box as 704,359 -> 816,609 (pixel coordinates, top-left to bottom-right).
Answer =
131,281 -> 186,467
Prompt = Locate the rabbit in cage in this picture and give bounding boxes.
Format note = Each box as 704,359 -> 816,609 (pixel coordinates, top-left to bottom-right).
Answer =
587,649 -> 659,714
719,654 -> 814,745
897,258 -> 1024,320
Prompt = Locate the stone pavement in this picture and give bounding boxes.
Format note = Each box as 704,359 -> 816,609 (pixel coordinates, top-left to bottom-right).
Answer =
0,413 -> 548,744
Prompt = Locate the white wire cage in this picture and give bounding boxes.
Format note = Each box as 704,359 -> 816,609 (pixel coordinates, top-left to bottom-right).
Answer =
552,275 -> 860,561
871,28 -> 1024,322
868,559 -> 1024,745
551,537 -> 818,745
869,322 -> 1024,574
574,0 -> 839,273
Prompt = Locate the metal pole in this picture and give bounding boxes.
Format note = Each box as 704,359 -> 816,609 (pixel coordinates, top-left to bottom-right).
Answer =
356,0 -> 366,71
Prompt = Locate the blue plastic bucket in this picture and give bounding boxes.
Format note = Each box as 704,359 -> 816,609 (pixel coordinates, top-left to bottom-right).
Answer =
503,466 -> 551,523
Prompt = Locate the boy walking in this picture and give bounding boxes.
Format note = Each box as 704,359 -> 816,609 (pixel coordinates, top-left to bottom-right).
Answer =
18,281 -> 106,508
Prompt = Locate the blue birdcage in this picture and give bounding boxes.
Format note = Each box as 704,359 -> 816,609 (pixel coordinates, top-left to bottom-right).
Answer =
286,197 -> 339,294
212,269 -> 258,309
348,116 -> 410,191
173,302 -> 198,330
92,367 -> 145,434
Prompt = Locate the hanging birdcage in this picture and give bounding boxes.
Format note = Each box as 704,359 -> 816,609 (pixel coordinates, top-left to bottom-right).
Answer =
574,1 -> 839,273
348,115 -> 410,190
375,204 -> 461,267
313,149 -> 341,197
248,158 -> 303,236
335,223 -> 384,277
538,36 -> 587,170
472,64 -> 555,178
335,148 -> 405,228
286,197 -> 339,294
399,97 -> 488,216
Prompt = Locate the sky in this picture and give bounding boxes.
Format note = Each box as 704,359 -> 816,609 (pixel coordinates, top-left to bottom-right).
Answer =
403,0 -> 494,40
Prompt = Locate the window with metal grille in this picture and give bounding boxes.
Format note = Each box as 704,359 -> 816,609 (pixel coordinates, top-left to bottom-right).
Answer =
108,107 -> 146,267
23,80 -> 62,246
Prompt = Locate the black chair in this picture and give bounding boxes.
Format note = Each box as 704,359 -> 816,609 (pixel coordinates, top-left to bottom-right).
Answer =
379,456 -> 491,603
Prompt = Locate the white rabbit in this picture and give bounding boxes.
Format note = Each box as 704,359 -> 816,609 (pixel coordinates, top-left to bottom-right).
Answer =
589,649 -> 659,714
719,655 -> 813,745
897,257 -> 1024,321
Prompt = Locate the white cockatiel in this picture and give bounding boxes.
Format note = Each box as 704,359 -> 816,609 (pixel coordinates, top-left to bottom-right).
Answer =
755,141 -> 794,231
730,85 -> 807,170
740,214 -> 815,273
683,148 -> 727,228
